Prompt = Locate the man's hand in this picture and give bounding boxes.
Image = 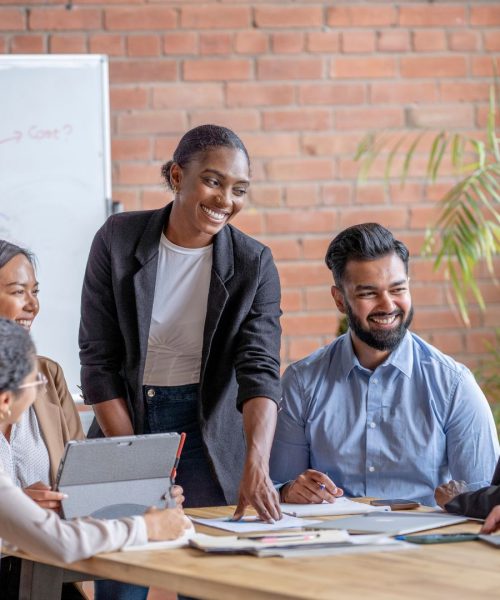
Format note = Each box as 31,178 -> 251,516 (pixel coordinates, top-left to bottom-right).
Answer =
481,505 -> 500,534
280,470 -> 343,504
434,480 -> 468,509
24,481 -> 67,511
233,459 -> 281,523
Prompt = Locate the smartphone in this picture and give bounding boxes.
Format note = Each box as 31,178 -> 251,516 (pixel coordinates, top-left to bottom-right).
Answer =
370,499 -> 421,510
396,533 -> 478,544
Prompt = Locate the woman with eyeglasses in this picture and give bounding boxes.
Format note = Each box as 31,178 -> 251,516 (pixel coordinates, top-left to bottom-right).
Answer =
0,241 -> 86,599
0,318 -> 190,579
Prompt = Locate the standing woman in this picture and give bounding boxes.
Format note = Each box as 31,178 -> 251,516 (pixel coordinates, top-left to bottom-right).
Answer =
80,124 -> 282,518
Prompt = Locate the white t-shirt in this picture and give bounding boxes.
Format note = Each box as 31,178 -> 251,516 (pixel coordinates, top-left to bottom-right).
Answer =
143,234 -> 213,387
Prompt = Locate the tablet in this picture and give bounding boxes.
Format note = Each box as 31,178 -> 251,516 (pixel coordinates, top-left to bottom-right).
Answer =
307,512 -> 468,535
56,433 -> 182,520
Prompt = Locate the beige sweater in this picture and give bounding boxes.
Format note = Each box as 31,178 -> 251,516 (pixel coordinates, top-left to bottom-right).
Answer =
0,461 -> 147,563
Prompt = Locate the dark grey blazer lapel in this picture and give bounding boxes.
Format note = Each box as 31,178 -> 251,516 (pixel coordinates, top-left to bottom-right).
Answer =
200,226 -> 234,386
133,204 -> 172,366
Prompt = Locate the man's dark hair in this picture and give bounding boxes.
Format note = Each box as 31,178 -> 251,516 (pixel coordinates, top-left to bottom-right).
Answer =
325,223 -> 409,287
161,124 -> 250,190
0,318 -> 36,393
0,240 -> 35,271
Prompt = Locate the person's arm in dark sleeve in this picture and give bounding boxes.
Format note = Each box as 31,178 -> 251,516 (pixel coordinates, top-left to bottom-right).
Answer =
445,485 -> 500,519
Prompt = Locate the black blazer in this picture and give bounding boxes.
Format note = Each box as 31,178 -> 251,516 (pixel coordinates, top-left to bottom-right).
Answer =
445,459 -> 500,519
79,203 -> 282,503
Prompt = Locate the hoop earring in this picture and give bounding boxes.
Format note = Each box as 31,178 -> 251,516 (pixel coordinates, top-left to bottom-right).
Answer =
0,408 -> 11,421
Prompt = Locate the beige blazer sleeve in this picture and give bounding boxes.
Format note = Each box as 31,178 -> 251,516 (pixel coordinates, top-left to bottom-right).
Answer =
0,464 -> 147,563
35,356 -> 85,485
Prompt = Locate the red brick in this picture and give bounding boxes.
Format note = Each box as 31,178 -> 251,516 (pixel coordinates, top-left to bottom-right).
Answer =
49,34 -> 87,53
271,32 -> 304,54
163,32 -> 197,55
430,331 -> 464,355
471,5 -> 500,26
412,309 -> 463,331
231,211 -> 263,236
465,331 -> 497,354
267,159 -> 335,182
263,237 -> 302,261
302,237 -> 333,260
112,138 -> 151,161
327,5 -> 396,27
258,57 -> 323,80
115,163 -> 162,186
180,6 -> 250,29
282,313 -> 337,336
263,108 -> 331,132
110,87 -> 149,110
10,34 -> 44,53
412,30 -> 446,52
305,288 -> 335,311
448,30 -> 480,51
200,32 -> 232,55
285,184 -> 319,207
484,31 -> 500,51
400,56 -> 466,78
184,59 -> 251,81
339,207 -> 408,230
409,205 -> 442,230
142,190 -> 168,211
483,306 -> 500,327
336,107 -> 404,131
476,105 -> 500,129
266,210 -> 336,234
255,6 -> 323,28
355,185 -> 387,205
154,137 -> 179,161
299,83 -> 365,106
302,133 -> 361,156
127,34 -> 160,57
117,111 -> 187,135
401,5 -> 466,26
279,263 -> 332,288
441,82 -> 490,102
334,57 -> 396,79
235,31 -> 268,54
411,259 -> 448,282
111,60 -> 177,84
153,84 -> 223,109
1,8 -> 25,30
471,56 -> 500,77
398,231 -> 426,255
389,183 -> 424,205
411,284 -> 446,307
281,290 -> 303,313
371,81 -> 438,104
288,337 -> 324,362
376,30 -> 410,52
307,32 -> 340,53
113,189 -> 139,212
408,105 -> 474,129
105,7 -> 175,31
242,133 -> 300,158
321,183 -> 352,206
0,37 -> 6,52
29,8 -> 100,31
248,186 -> 282,207
341,31 -> 375,53
189,109 -> 260,132
227,83 -> 295,107
89,33 -> 124,56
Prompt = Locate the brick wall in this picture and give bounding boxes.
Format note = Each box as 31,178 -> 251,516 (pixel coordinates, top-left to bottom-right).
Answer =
1,2 -> 499,374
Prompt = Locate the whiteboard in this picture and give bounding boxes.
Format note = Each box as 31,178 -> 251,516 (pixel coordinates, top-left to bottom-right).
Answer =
0,55 -> 111,395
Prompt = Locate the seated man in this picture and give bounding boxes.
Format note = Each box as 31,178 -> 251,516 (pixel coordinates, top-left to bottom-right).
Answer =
436,458 -> 500,518
270,223 -> 499,507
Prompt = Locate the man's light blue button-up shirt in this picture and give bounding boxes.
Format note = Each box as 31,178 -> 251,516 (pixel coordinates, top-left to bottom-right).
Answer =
270,332 -> 499,506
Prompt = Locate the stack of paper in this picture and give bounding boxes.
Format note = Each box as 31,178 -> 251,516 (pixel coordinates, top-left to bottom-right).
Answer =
280,497 -> 391,518
191,514 -> 320,533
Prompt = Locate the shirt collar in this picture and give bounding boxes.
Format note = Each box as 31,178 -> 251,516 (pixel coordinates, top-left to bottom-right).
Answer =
339,330 -> 413,379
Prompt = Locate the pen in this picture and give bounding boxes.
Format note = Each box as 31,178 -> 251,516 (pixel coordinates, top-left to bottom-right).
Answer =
170,432 -> 186,484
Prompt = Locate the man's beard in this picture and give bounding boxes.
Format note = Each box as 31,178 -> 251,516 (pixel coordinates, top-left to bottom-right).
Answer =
346,302 -> 414,352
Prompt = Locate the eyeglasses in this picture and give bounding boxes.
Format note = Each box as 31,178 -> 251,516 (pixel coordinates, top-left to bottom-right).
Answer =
17,372 -> 48,390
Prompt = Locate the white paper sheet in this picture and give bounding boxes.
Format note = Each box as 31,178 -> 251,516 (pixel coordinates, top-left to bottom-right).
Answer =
122,524 -> 196,551
190,514 -> 319,533
281,497 -> 391,518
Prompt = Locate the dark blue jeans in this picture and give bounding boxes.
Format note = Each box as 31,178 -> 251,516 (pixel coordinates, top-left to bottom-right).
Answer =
95,384 -> 226,600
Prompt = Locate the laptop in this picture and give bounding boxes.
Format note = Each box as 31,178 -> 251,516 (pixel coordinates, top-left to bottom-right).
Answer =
56,433 -> 182,519
307,511 -> 468,535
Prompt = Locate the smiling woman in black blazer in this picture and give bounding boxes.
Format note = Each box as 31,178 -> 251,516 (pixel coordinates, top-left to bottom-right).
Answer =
80,125 -> 282,521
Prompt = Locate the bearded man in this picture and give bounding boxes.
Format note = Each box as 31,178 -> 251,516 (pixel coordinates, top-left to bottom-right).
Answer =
270,223 -> 498,507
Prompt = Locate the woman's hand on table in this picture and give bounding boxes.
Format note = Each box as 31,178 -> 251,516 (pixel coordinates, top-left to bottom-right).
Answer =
144,507 -> 192,541
434,480 -> 468,509
280,470 -> 343,504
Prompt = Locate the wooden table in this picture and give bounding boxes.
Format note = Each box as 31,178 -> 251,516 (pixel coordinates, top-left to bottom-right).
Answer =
8,504 -> 500,600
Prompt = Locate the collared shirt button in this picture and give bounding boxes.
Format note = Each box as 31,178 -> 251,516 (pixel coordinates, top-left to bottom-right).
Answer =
368,466 -> 375,472
369,422 -> 376,429
372,378 -> 379,384
147,388 -> 155,398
